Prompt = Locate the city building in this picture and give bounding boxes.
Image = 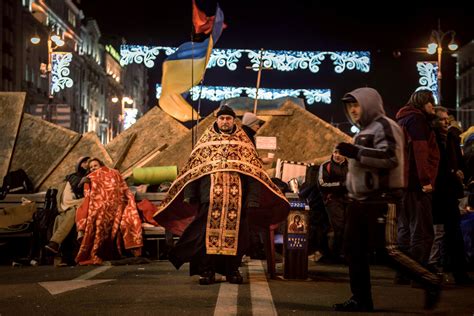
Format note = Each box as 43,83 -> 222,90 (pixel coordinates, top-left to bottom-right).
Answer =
456,40 -> 474,130
0,0 -> 148,143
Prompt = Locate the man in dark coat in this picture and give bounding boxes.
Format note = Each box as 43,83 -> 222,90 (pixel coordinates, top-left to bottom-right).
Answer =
154,105 -> 289,285
396,89 -> 439,274
430,107 -> 472,284
318,148 -> 348,261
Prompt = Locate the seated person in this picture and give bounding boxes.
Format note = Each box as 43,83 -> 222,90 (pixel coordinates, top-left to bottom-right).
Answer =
75,158 -> 143,265
45,156 -> 89,261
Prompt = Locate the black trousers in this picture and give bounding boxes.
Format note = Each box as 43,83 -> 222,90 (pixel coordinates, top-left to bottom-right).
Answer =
169,202 -> 249,276
344,196 -> 440,304
443,199 -> 469,278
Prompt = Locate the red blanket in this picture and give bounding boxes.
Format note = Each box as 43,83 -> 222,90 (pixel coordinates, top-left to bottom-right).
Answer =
76,166 -> 142,265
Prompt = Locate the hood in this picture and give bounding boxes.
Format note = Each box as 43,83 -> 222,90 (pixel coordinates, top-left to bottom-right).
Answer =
76,156 -> 90,175
395,105 -> 423,121
343,87 -> 385,128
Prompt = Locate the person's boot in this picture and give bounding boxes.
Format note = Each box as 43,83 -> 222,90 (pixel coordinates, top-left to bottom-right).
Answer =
199,271 -> 215,285
226,270 -> 243,284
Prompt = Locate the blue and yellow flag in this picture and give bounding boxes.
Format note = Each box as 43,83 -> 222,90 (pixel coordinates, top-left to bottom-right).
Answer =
159,4 -> 224,122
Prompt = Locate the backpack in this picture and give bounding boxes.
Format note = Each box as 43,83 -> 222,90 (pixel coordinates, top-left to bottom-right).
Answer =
0,169 -> 34,199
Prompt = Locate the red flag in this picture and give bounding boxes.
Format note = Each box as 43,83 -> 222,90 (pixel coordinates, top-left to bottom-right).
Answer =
192,0 -> 215,35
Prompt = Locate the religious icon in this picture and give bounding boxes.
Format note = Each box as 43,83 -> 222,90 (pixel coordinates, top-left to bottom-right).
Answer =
288,213 -> 306,233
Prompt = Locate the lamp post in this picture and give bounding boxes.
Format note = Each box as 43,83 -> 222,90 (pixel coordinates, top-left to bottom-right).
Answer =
31,31 -> 65,122
112,96 -> 134,134
426,19 -> 458,105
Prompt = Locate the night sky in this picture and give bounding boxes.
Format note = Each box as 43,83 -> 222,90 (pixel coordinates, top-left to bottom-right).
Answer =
79,1 -> 474,131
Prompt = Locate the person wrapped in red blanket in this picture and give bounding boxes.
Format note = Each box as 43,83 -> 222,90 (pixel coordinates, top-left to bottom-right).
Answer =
75,158 -> 142,265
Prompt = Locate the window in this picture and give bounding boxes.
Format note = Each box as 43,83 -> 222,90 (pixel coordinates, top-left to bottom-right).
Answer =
68,10 -> 76,27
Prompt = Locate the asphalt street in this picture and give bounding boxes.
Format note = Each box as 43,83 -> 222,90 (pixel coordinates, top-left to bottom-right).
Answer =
0,259 -> 473,315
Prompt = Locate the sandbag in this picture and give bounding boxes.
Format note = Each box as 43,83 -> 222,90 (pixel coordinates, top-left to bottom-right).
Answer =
0,201 -> 36,228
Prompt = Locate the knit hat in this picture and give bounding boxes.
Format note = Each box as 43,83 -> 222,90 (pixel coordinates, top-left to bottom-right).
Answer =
216,105 -> 236,118
242,112 -> 264,127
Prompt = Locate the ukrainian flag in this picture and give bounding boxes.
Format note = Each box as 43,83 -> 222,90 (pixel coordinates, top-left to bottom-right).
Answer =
159,4 -> 224,122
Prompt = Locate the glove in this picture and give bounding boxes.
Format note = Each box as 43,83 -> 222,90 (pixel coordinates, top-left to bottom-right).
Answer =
336,142 -> 359,159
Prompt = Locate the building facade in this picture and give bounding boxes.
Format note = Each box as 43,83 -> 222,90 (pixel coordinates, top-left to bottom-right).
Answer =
457,40 -> 474,130
0,0 -> 148,143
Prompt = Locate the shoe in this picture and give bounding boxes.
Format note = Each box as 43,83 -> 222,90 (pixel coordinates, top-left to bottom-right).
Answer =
333,298 -> 374,312
227,270 -> 243,284
45,241 -> 59,254
199,271 -> 215,285
424,283 -> 441,310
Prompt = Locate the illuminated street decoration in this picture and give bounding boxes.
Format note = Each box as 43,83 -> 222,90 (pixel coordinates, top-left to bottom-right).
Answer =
122,45 -> 370,73
51,52 -> 74,94
246,50 -> 370,73
123,108 -> 138,130
156,84 -> 331,104
416,61 -> 439,103
120,45 -> 177,68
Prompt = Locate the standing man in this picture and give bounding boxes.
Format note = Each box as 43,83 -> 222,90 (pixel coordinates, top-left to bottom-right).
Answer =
333,87 -> 441,312
318,147 -> 348,262
241,112 -> 265,146
241,111 -> 273,165
430,106 -> 472,284
396,89 -> 439,276
154,105 -> 289,285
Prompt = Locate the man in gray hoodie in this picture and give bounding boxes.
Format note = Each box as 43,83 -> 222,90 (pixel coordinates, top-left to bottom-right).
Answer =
333,87 -> 441,312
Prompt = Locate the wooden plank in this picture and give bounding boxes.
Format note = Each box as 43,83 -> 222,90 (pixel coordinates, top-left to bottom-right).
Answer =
0,92 -> 26,187
120,144 -> 168,179
135,192 -> 167,201
106,107 -> 188,174
9,114 -> 81,190
112,133 -> 136,169
35,134 -> 82,191
39,132 -> 113,191
234,109 -> 294,116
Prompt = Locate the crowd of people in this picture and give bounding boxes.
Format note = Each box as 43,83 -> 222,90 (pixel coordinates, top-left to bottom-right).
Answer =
305,88 -> 474,311
35,88 -> 474,312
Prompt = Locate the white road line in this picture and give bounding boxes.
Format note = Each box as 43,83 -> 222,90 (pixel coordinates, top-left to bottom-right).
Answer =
249,260 -> 277,316
73,266 -> 112,280
214,278 -> 239,316
39,266 -> 114,295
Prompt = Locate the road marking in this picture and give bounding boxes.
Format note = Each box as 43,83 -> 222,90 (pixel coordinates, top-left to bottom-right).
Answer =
73,266 -> 112,280
214,278 -> 239,316
39,266 -> 114,295
249,260 -> 277,316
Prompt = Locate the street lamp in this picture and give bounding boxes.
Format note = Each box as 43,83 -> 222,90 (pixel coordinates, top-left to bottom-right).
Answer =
30,30 -> 67,122
112,96 -> 134,133
426,19 -> 458,105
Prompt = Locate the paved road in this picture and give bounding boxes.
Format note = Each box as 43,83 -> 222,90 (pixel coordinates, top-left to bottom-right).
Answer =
0,259 -> 473,315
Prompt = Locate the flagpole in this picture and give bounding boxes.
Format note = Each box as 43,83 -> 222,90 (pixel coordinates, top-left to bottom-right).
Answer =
191,1 -> 195,148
